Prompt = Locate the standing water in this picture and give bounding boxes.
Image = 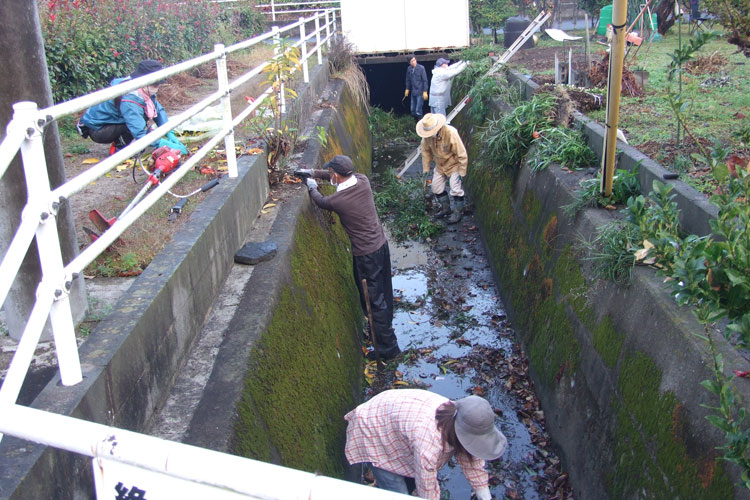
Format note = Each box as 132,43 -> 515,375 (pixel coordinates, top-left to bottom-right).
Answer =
364,142 -> 574,499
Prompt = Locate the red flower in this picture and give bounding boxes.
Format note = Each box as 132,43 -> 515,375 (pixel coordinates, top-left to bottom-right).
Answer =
49,13 -> 56,22
532,130 -> 540,139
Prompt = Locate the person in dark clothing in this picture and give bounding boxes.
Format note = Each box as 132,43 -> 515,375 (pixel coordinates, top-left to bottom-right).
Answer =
404,56 -> 429,120
298,155 -> 401,361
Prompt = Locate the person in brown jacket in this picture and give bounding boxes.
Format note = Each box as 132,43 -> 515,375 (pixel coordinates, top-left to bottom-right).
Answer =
416,113 -> 468,224
298,155 -> 401,361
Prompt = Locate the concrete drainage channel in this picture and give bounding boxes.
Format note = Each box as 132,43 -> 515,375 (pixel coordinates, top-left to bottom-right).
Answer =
370,145 -> 574,498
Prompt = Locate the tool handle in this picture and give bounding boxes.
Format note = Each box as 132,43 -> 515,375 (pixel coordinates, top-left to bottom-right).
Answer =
201,179 -> 220,192
361,278 -> 381,367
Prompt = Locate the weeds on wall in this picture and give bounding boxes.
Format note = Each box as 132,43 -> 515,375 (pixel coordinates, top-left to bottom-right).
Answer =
327,35 -> 370,113
479,93 -> 557,169
526,127 -> 597,173
564,165 -> 641,217
374,170 -> 443,242
580,221 -> 640,285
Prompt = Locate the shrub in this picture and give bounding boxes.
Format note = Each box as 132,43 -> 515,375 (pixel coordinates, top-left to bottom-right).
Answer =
39,0 -> 263,102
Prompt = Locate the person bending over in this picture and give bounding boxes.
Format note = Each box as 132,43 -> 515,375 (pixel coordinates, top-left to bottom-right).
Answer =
345,389 -> 507,500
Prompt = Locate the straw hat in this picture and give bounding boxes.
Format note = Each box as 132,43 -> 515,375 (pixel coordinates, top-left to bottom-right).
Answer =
454,395 -> 508,460
416,113 -> 446,138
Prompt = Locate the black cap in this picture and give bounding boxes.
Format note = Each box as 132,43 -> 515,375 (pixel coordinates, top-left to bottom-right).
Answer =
324,155 -> 355,176
131,59 -> 166,84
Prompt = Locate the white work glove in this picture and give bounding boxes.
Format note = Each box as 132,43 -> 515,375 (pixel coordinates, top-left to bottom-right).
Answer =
306,177 -> 318,191
474,486 -> 492,500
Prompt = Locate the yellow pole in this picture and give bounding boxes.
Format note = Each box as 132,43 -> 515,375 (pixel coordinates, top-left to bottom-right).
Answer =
600,0 -> 629,196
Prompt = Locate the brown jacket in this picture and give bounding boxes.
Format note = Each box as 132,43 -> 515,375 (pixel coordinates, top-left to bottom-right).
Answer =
420,124 -> 468,177
308,172 -> 386,256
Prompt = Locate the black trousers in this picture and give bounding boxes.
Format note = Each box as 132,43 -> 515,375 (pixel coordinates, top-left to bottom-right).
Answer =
86,123 -> 133,146
352,242 -> 399,356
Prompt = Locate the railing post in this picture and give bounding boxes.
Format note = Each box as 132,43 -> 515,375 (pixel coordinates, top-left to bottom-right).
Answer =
271,0 -> 276,22
13,101 -> 82,387
324,10 -> 331,46
214,44 -> 238,178
272,26 -> 286,115
315,12 -> 322,64
299,17 -> 309,83
332,8 -> 337,32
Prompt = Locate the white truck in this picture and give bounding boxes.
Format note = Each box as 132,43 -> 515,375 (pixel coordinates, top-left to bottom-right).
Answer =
339,0 -> 470,55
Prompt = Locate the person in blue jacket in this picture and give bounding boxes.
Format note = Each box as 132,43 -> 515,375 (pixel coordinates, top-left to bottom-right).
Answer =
78,59 -> 187,155
404,56 -> 428,120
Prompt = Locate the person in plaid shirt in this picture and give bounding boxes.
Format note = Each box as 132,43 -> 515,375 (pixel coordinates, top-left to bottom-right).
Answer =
344,389 -> 507,499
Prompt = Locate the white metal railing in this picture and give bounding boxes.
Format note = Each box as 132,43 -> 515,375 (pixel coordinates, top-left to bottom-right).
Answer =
0,403 -> 411,499
0,8 -> 400,500
254,0 -> 340,22
0,10 -> 335,441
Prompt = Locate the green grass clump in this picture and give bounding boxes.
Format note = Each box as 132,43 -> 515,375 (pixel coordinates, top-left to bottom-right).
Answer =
564,165 -> 641,217
479,92 -> 558,169
527,126 -> 597,172
369,107 -> 416,145
374,170 -> 444,242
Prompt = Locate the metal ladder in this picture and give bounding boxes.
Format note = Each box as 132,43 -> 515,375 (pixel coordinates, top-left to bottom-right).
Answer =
397,10 -> 552,179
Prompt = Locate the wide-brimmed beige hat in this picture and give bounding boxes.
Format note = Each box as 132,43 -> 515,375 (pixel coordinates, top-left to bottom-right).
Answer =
416,113 -> 446,138
454,395 -> 508,460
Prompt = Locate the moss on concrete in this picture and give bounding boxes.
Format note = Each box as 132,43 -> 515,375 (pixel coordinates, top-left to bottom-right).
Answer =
232,209 -> 362,477
593,315 -> 623,369
459,91 -> 739,498
609,352 -> 733,499
528,297 -> 581,386
553,245 -> 595,330
325,81 -> 371,174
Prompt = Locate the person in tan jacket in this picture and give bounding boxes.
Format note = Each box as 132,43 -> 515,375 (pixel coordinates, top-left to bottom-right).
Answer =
416,113 -> 468,224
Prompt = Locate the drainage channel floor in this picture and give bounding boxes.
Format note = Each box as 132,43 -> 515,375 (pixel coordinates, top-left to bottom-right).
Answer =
365,144 -> 574,500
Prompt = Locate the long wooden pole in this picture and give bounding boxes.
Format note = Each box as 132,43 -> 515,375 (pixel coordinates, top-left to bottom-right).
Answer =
600,0 -> 629,196
361,279 -> 382,368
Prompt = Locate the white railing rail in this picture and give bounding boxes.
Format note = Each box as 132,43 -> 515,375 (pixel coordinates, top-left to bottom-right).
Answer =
0,403 -> 410,499
253,0 -> 340,22
0,8 -> 337,439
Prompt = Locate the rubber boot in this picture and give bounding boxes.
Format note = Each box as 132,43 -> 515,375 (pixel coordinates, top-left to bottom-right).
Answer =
448,196 -> 464,224
434,192 -> 451,218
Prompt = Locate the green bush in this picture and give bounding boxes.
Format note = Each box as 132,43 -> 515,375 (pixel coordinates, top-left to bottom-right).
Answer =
40,0 -> 264,102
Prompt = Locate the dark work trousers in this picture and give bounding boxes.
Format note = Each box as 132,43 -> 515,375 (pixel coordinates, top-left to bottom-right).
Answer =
87,123 -> 133,146
353,242 -> 399,356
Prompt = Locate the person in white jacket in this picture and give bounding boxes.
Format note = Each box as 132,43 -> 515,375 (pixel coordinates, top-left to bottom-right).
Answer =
428,58 -> 468,116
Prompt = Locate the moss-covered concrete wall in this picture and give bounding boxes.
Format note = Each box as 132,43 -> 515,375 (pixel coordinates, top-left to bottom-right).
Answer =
188,77 -> 372,478
232,205 -> 363,476
453,93 -> 744,498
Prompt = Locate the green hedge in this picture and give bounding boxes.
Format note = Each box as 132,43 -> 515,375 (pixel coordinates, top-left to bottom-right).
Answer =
40,0 -> 265,102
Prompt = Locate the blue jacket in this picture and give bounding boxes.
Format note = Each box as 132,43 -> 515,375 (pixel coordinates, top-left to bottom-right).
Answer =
405,63 -> 428,94
80,76 -> 168,146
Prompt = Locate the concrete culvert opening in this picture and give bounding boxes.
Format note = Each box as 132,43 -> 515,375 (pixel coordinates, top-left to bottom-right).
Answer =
360,58 -> 437,113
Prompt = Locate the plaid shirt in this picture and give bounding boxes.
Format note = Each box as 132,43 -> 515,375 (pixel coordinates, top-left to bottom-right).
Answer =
344,389 -> 488,500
